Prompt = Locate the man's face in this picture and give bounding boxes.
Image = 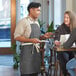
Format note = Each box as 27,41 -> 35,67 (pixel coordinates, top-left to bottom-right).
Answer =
64,13 -> 70,27
30,7 -> 41,19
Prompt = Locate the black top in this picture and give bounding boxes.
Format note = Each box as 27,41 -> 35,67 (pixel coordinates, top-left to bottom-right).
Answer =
63,28 -> 76,48
54,23 -> 70,41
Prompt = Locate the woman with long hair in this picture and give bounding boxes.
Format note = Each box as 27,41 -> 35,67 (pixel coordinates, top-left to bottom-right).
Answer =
62,11 -> 76,76
54,11 -> 76,76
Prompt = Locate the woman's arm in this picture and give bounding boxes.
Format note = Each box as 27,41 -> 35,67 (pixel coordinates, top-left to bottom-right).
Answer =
63,28 -> 76,48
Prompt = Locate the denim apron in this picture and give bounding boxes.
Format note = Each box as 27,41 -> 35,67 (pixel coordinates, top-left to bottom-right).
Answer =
20,24 -> 41,74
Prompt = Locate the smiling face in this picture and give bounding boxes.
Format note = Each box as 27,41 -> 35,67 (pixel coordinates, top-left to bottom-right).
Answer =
64,13 -> 70,27
29,7 -> 41,19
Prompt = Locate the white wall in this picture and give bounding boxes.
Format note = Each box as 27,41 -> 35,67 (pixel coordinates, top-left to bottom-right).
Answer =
54,0 -> 62,27
61,0 -> 66,22
49,0 -> 54,24
66,0 -> 76,14
73,1 -> 76,13
54,0 -> 66,29
16,0 -> 20,23
66,0 -> 73,11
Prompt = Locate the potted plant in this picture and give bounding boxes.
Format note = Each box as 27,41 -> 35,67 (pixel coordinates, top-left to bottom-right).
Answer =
11,44 -> 20,69
47,21 -> 55,32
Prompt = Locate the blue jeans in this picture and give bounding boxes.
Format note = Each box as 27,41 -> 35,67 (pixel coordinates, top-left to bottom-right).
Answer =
66,58 -> 76,76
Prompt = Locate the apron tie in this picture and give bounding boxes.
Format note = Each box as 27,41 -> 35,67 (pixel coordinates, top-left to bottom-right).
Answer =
21,43 -> 40,53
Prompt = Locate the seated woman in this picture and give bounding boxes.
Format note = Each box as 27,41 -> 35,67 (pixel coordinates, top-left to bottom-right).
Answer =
54,11 -> 75,76
63,28 -> 76,76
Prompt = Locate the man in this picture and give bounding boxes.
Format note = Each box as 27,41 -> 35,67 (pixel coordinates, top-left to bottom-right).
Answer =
14,2 -> 53,76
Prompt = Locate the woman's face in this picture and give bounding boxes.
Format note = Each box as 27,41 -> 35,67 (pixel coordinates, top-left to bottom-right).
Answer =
64,13 -> 70,27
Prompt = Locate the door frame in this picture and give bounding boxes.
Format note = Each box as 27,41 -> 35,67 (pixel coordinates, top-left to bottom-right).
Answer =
0,0 -> 16,54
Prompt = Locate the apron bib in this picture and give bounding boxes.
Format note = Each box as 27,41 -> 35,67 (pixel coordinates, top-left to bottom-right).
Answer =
20,24 -> 41,74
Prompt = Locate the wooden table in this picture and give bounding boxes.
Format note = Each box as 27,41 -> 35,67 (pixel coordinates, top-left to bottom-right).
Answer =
56,47 -> 76,52
54,47 -> 76,76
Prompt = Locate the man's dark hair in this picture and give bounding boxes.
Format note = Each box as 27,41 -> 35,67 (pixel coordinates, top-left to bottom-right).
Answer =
27,2 -> 41,12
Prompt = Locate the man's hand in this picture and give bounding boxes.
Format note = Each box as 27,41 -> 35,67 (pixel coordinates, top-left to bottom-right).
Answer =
44,32 -> 54,38
30,38 -> 41,43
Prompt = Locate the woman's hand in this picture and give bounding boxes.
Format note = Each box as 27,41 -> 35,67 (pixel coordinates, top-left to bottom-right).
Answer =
54,40 -> 61,46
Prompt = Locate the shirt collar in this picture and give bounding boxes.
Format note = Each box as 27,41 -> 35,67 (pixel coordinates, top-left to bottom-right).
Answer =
27,16 -> 38,22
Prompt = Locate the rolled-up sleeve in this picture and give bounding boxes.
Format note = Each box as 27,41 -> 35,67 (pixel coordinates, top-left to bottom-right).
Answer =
14,20 -> 26,39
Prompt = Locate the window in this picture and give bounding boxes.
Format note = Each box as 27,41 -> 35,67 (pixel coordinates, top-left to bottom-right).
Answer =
54,0 -> 62,29
54,0 -> 66,29
20,0 -> 30,19
0,0 -> 16,54
0,0 -> 11,47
